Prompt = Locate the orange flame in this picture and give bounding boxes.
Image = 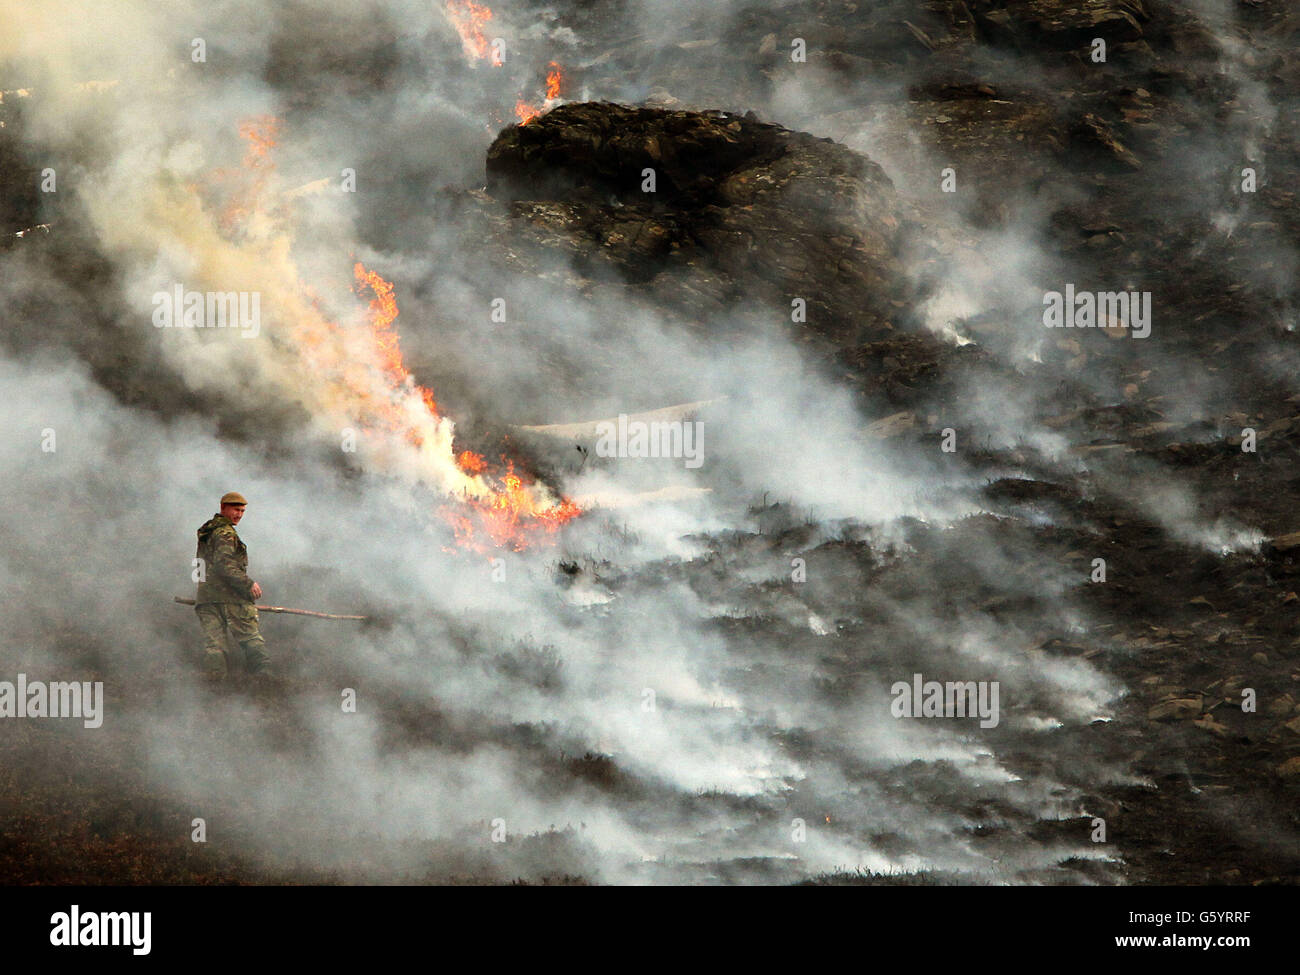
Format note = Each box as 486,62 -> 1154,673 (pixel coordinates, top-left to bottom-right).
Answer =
457,450 -> 487,473
514,63 -> 563,126
238,115 -> 280,165
514,100 -> 541,125
207,117 -> 579,552
351,265 -> 580,549
444,0 -> 495,61
442,459 -> 583,552
214,115 -> 281,234
353,262 -> 439,418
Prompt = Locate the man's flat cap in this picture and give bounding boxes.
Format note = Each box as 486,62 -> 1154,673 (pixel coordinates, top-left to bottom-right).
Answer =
220,491 -> 249,506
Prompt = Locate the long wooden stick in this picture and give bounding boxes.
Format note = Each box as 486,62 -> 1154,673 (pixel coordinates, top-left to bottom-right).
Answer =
173,596 -> 367,621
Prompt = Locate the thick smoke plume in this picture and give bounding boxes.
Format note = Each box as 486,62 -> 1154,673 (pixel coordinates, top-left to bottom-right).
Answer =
2,0 -> 1296,884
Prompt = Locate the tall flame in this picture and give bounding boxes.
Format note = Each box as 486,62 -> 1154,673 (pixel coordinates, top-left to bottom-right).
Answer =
191,119 -> 581,552
353,262 -> 438,420
349,262 -> 581,549
444,0 -> 496,62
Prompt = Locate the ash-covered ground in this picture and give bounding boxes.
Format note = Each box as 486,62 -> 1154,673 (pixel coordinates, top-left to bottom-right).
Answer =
2,0 -> 1299,885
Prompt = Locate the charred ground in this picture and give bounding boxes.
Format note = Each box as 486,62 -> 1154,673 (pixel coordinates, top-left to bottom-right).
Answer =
3,0 -> 1300,884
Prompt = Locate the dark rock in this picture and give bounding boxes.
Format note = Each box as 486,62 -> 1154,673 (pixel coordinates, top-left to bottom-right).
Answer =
977,0 -> 1148,49
1069,112 -> 1143,169
468,102 -> 911,346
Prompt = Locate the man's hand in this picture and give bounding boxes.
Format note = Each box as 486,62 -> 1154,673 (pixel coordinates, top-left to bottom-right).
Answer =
250,582 -> 263,600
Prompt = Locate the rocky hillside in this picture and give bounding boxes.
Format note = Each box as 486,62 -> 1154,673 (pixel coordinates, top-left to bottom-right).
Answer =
2,0 -> 1299,885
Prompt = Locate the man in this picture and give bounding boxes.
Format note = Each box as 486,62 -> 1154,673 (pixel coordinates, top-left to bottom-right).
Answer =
194,491 -> 269,681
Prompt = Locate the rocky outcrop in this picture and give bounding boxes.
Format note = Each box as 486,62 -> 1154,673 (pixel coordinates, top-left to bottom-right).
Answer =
457,102 -> 911,346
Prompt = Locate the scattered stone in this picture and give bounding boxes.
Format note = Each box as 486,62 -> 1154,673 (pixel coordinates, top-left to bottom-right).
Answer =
1267,532 -> 1300,554
993,0 -> 1148,49
1193,714 -> 1229,737
1148,697 -> 1202,721
1266,694 -> 1295,717
1277,757 -> 1300,779
1069,113 -> 1142,170
867,411 -> 916,438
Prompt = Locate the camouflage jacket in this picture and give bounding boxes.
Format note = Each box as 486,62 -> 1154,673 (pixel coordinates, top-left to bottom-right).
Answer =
195,514 -> 256,604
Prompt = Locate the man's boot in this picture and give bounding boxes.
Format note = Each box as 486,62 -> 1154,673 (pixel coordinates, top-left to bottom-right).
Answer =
241,641 -> 278,696
202,650 -> 229,683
